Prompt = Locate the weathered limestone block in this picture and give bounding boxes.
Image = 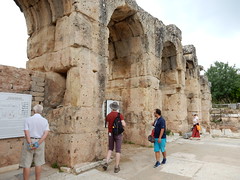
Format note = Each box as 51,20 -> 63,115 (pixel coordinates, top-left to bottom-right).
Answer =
0,138 -> 23,168
127,76 -> 159,90
54,12 -> 109,56
30,46 -> 105,73
0,65 -> 31,93
177,70 -> 185,86
33,96 -> 44,102
114,38 -> 142,58
187,98 -> 202,112
47,106 -> 104,134
161,71 -> 178,85
31,85 -> 44,93
130,59 -> 148,77
46,47 -> 79,72
106,0 -> 138,25
149,89 -> 162,110
44,72 -> 66,108
112,36 -> 143,56
63,67 -> 82,106
107,79 -> 126,89
111,58 -> 131,80
223,129 -> 233,136
26,53 -> 49,71
46,132 -> 107,167
64,65 -> 97,107
30,92 -> 44,97
72,0 -> 122,24
210,129 -> 223,136
163,93 -> 187,118
27,25 -> 55,59
105,89 -> 122,101
183,45 -> 196,55
127,125 -> 150,145
31,76 -> 45,83
123,88 -> 147,112
184,54 -> 197,62
71,132 -> 107,166
185,79 -> 200,92
166,24 -> 182,41
139,76 -> 158,89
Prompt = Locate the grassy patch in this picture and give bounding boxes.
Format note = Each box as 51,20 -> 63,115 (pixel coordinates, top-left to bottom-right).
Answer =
51,162 -> 60,169
123,141 -> 135,145
166,129 -> 173,136
211,118 -> 222,123
147,145 -> 153,148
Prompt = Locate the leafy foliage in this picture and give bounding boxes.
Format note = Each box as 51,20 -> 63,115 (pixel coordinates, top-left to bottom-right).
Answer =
205,61 -> 240,103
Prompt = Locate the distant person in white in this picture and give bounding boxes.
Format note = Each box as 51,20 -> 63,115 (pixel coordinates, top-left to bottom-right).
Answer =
20,104 -> 49,180
193,114 -> 199,125
191,113 -> 200,139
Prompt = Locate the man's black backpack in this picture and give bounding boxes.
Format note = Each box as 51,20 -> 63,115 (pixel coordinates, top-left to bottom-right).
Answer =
112,113 -> 124,135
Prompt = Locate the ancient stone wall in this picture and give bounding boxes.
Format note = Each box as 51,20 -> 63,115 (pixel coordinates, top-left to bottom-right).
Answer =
0,65 -> 45,168
211,108 -> 240,132
5,0 -> 213,167
183,45 -> 212,130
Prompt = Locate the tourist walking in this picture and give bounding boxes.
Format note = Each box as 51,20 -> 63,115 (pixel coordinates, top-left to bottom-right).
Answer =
191,113 -> 200,139
103,102 -> 126,173
152,109 -> 167,168
19,104 -> 50,180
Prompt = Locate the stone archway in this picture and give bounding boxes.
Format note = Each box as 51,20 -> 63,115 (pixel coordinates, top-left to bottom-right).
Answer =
161,41 -> 178,85
106,5 -> 147,144
160,41 -> 187,133
3,0 -> 211,169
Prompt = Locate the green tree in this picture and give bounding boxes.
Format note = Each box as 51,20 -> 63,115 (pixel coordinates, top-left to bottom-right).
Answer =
205,61 -> 240,103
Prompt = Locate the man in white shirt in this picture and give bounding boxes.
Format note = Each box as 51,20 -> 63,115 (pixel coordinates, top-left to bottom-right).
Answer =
20,104 -> 49,180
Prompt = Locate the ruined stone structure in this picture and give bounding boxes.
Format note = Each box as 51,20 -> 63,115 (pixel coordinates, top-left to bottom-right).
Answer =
0,0 -> 212,168
0,65 -> 45,168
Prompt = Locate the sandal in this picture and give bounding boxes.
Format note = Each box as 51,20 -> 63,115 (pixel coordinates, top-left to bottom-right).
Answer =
102,162 -> 108,171
114,166 -> 120,173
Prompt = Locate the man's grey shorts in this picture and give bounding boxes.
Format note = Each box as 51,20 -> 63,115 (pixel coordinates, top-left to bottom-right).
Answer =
19,139 -> 45,168
108,133 -> 123,153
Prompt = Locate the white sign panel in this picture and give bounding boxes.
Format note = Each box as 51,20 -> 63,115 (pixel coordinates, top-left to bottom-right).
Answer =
0,92 -> 32,139
102,100 -> 120,128
106,100 -> 119,116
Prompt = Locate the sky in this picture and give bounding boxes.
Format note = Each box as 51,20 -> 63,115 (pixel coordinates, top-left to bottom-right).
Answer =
136,0 -> 240,70
0,0 -> 239,71
0,1 -> 28,68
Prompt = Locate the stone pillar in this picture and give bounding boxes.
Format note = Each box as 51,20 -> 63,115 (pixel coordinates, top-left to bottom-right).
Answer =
200,76 -> 212,127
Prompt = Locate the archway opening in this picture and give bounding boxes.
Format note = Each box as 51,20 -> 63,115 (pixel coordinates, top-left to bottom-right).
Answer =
160,41 -> 181,132
106,5 -> 146,143
160,41 -> 177,86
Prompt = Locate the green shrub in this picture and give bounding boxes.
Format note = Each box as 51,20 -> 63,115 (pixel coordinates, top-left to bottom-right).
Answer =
166,129 -> 172,136
123,141 -> 135,144
51,162 -> 59,169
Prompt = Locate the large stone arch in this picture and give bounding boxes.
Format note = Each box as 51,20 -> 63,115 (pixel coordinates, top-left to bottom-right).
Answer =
160,38 -> 188,133
106,5 -> 151,144
2,0 -> 211,169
